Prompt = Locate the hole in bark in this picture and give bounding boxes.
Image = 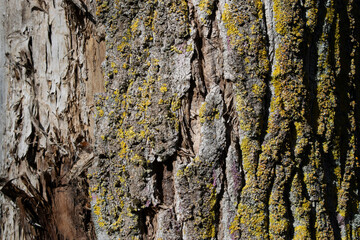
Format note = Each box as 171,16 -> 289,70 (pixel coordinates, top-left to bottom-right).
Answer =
153,159 -> 175,206
139,206 -> 157,239
153,160 -> 164,203
26,130 -> 38,169
162,160 -> 175,206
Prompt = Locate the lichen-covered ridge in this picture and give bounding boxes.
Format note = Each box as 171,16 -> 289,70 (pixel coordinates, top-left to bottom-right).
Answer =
90,0 -> 360,239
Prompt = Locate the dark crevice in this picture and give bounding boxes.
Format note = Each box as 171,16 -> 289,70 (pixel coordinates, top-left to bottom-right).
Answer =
302,0 -> 327,133
261,0 -> 274,68
323,14 -> 342,239
139,207 -> 156,240
63,0 -> 86,30
64,0 -> 96,24
214,153 -> 226,238
26,130 -> 38,169
263,166 -> 276,237
284,176 -> 295,240
285,124 -> 299,239
45,47 -> 48,72
310,143 -> 326,239
259,67 -> 272,149
48,24 -> 52,45
259,0 -> 272,149
193,32 -> 208,98
205,0 -> 218,39
1,176 -> 55,240
191,0 -> 209,97
292,140 -> 315,237
153,160 -> 164,204
162,160 -> 175,206
261,130 -> 292,237
335,1 -> 360,233
179,75 -> 197,156
334,0 -> 352,210
153,158 -> 175,206
141,158 -> 176,238
25,36 -> 34,77
352,1 -> 360,234
338,3 -> 353,169
234,137 -> 245,204
296,168 -> 317,240
301,1 -> 345,237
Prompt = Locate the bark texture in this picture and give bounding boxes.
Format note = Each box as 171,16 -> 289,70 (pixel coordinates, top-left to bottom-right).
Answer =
0,0 -> 104,239
1,0 -> 360,240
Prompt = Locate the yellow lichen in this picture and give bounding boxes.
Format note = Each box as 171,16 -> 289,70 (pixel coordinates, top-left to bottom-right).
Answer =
130,18 -> 140,34
160,83 -> 168,93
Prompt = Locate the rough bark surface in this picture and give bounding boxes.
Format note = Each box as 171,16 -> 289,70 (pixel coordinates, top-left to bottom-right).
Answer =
1,0 -> 360,240
0,0 -> 104,239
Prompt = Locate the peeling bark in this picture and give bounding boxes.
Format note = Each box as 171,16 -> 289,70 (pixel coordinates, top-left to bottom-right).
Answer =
0,0 -> 104,239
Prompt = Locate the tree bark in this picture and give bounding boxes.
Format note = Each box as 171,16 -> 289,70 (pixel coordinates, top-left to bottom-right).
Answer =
1,0 -> 360,239
0,0 -> 104,239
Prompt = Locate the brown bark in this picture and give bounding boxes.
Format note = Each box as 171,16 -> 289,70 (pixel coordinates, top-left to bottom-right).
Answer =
0,0 -> 104,239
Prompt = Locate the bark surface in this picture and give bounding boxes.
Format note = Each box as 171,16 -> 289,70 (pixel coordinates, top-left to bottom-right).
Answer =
1,0 -> 360,240
0,0 -> 104,239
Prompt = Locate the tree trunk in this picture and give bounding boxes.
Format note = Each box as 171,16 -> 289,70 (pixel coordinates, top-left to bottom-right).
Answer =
0,0 -> 104,239
1,0 -> 360,239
